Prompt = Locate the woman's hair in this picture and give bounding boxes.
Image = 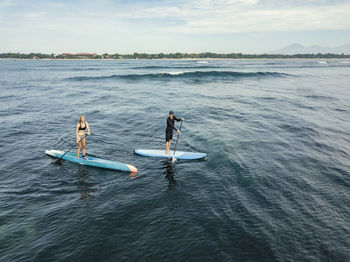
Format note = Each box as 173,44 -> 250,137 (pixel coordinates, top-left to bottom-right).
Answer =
79,115 -> 85,123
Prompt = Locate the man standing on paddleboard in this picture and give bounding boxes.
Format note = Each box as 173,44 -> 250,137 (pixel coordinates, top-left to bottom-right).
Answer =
166,111 -> 184,155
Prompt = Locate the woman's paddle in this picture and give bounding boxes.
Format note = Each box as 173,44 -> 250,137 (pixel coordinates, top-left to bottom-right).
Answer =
172,121 -> 183,163
55,136 -> 86,165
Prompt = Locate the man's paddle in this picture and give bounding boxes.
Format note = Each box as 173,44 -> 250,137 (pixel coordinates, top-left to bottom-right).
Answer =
172,121 -> 183,163
55,136 -> 86,165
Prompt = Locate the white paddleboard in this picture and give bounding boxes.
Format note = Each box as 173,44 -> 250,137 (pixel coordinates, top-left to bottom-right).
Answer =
134,149 -> 207,160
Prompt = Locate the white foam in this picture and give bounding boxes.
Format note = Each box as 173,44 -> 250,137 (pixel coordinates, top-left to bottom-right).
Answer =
168,71 -> 185,75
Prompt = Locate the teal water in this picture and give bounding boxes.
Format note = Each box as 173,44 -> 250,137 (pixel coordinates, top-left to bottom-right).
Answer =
0,59 -> 349,262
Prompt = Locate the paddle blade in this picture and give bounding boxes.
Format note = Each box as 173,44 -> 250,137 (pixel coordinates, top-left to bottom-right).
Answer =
55,158 -> 63,165
172,156 -> 177,163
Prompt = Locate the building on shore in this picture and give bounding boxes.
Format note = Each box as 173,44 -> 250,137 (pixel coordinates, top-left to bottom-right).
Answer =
62,53 -> 97,59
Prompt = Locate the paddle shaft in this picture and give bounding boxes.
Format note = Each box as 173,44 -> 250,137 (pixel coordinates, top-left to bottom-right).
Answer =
172,121 -> 183,162
55,136 -> 86,164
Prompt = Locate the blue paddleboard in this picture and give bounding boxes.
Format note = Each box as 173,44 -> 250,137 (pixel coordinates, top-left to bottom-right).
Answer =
134,149 -> 207,160
45,150 -> 137,173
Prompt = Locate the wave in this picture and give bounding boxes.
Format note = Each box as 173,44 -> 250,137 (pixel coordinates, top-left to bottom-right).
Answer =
304,95 -> 335,101
131,65 -> 222,69
70,67 -> 102,71
67,71 -> 291,82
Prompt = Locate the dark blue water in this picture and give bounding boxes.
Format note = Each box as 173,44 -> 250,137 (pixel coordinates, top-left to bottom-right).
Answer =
1,59 -> 350,262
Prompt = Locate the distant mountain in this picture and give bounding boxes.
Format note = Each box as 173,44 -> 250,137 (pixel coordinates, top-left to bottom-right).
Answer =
273,43 -> 350,55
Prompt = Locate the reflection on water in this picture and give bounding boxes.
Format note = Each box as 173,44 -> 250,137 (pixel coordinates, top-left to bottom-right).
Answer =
163,160 -> 181,192
162,160 -> 186,216
163,160 -> 176,182
129,171 -> 138,180
74,167 -> 97,201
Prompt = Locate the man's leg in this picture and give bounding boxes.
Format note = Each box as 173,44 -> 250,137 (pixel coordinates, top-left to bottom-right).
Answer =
166,141 -> 170,154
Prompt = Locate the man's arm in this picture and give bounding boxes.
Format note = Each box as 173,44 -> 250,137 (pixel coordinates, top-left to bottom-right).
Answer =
173,116 -> 184,121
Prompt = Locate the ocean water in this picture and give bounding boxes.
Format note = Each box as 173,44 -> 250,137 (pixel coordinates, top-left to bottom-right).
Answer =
0,59 -> 349,262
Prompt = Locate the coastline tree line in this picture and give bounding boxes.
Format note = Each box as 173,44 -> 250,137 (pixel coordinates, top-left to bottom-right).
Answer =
0,52 -> 349,59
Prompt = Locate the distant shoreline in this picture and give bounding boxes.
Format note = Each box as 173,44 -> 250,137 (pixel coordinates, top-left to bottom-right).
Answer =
1,57 -> 350,61
1,52 -> 350,60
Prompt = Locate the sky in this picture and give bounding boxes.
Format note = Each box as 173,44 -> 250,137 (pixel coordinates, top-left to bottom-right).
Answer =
0,0 -> 350,54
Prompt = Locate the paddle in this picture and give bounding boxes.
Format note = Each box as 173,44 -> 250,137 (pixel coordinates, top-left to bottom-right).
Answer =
55,136 -> 86,165
172,120 -> 183,163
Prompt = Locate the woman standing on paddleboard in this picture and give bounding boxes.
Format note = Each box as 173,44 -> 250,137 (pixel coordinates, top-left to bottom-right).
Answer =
166,111 -> 184,154
76,115 -> 90,159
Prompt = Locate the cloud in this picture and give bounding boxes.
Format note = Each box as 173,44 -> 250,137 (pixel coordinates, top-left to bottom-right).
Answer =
0,0 -> 349,53
118,0 -> 350,34
2,0 -> 350,34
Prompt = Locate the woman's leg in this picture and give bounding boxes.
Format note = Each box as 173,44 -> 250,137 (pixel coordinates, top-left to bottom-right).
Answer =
82,138 -> 86,158
77,141 -> 81,158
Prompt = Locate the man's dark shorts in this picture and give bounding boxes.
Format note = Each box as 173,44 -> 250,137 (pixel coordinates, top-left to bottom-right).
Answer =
166,130 -> 173,142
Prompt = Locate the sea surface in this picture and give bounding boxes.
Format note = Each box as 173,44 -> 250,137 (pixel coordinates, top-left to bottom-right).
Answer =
0,59 -> 349,262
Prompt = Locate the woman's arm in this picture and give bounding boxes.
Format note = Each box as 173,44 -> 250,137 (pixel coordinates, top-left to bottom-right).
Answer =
75,123 -> 80,142
86,122 -> 91,135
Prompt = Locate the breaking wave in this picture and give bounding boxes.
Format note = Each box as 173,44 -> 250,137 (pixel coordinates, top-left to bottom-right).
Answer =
67,71 -> 292,82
